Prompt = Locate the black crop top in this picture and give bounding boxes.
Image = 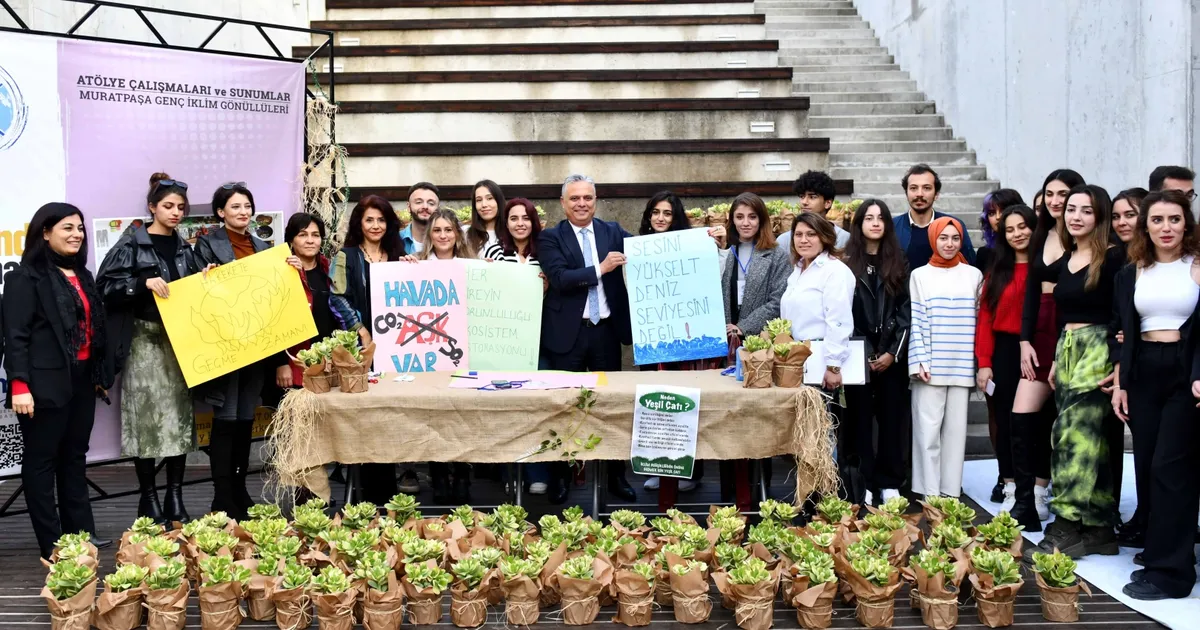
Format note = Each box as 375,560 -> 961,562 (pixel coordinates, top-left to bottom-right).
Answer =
1052,246 -> 1126,332
1020,240 -> 1066,341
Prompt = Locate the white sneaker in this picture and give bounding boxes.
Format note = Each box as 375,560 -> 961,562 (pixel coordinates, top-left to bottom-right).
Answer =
881,489 -> 901,503
643,477 -> 660,491
679,480 -> 697,492
1034,485 -> 1051,521
1000,482 -> 1016,513
862,490 -> 874,507
528,482 -> 548,495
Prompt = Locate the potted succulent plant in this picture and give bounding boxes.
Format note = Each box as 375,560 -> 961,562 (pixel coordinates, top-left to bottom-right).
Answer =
968,547 -> 1023,628
554,553 -> 613,626
790,548 -> 838,629
197,554 -> 251,630
907,547 -> 967,629
311,565 -> 355,630
974,512 -> 1024,558
402,560 -> 452,625
498,554 -> 544,625
143,558 -> 188,630
668,557 -> 712,624
354,550 -> 403,630
269,559 -> 314,630
384,493 -> 421,526
1031,551 -> 1090,622
42,558 -> 97,630
94,563 -> 148,630
719,556 -> 777,630
835,551 -> 902,628
449,556 -> 495,628
613,561 -> 656,627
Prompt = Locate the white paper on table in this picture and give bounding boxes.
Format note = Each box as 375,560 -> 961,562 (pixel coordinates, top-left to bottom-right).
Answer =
802,339 -> 867,386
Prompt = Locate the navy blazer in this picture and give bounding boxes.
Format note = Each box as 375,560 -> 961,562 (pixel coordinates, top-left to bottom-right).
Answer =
538,218 -> 633,354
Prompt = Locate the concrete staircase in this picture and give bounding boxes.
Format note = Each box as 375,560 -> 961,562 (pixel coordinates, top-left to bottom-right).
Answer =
758,0 -> 998,233
300,0 -> 853,226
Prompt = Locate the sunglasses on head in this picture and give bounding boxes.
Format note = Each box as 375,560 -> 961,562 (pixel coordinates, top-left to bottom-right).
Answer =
221,182 -> 247,190
154,179 -> 188,192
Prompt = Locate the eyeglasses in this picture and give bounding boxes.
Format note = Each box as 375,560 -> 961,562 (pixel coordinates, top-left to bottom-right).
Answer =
221,182 -> 247,190
153,179 -> 188,191
1187,190 -> 1197,202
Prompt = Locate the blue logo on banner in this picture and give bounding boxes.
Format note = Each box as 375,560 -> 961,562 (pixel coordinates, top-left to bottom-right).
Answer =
0,64 -> 29,151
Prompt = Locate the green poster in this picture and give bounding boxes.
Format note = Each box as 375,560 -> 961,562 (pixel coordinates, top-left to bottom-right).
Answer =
464,260 -> 543,370
630,384 -> 700,479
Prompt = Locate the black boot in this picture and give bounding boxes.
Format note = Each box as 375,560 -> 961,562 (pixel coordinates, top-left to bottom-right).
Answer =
208,422 -> 240,519
607,462 -> 636,503
133,458 -> 163,522
430,462 -> 452,505
1008,412 -> 1042,532
451,463 -> 472,504
162,455 -> 190,524
232,420 -> 255,511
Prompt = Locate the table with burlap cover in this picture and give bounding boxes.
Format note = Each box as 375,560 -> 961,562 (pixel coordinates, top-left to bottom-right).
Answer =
270,370 -> 835,501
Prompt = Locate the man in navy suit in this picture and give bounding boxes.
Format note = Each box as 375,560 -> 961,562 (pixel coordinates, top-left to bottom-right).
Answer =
538,173 -> 637,504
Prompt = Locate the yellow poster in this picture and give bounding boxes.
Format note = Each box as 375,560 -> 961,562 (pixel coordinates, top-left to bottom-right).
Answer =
155,244 -> 317,387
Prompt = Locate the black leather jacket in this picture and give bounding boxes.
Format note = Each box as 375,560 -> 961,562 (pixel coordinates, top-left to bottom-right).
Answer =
850,264 -> 912,362
96,226 -> 199,375
193,225 -> 270,267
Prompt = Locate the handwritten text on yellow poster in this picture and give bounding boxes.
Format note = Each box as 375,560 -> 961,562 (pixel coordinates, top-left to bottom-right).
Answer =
155,245 -> 316,387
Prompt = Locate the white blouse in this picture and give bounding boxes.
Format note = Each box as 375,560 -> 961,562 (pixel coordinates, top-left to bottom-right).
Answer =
779,251 -> 855,368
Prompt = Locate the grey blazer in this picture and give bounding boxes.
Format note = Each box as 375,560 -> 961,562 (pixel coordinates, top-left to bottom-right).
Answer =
720,244 -> 791,336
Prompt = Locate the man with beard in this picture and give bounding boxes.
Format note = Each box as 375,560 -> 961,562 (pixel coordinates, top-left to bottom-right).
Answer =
399,182 -> 440,254
892,164 -> 976,270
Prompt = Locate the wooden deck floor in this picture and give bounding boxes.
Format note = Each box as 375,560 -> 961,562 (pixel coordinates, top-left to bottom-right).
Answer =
0,460 -> 1164,628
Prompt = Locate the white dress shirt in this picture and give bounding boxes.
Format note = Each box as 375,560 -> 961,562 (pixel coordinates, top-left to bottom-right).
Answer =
779,251 -> 855,368
570,221 -> 611,320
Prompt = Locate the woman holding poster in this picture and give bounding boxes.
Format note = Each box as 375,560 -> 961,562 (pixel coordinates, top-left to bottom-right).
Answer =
192,183 -> 275,520
5,203 -> 114,559
464,179 -> 506,255
331,195 -> 405,502
97,173 -> 201,524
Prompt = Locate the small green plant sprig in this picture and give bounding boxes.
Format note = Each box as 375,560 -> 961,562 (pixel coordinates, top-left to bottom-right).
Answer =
530,387 -> 602,468
318,527 -> 352,551
970,547 -> 1021,586
200,512 -> 232,529
199,555 -> 251,587
452,557 -> 488,590
145,559 -> 186,591
384,493 -> 421,523
247,504 -> 282,520
714,543 -> 750,571
334,529 -> 381,567
880,496 -> 910,517
181,520 -> 214,540
499,556 -> 543,580
482,510 -> 521,536
447,505 -> 477,528
928,522 -> 970,551
407,562 -> 453,593
680,525 -> 711,552
104,564 -> 148,592
763,318 -> 792,342
194,529 -> 240,555
311,565 -> 351,594
353,550 -> 393,592
850,554 -> 894,587
742,335 -> 771,353
382,523 -> 419,548
53,531 -> 92,549
293,505 -> 333,539
401,538 -> 445,564
145,536 -> 181,559
796,549 -> 836,585
586,535 -> 622,558
562,506 -> 585,523
46,559 -> 95,600
560,555 -> 596,580
758,499 -> 799,524
1032,551 -> 1079,588
712,516 -> 746,544
296,340 -> 334,367
661,541 -> 697,562
728,557 -> 770,585
244,517 -> 290,542
610,509 -> 646,531
864,513 -> 905,533
131,516 -> 164,538
671,560 -> 708,577
746,520 -> 785,550
975,512 -> 1023,548
910,548 -> 954,577
281,559 -> 314,590
629,562 -> 656,583
806,521 -> 837,548
470,547 -> 504,569
524,540 -> 553,566
650,517 -> 683,539
54,541 -> 93,563
816,496 -> 853,523
780,535 -> 820,565
543,519 -> 590,552
340,502 -> 378,530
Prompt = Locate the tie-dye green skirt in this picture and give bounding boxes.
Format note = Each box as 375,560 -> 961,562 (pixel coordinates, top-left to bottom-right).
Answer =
1050,324 -> 1118,527
120,319 -> 197,459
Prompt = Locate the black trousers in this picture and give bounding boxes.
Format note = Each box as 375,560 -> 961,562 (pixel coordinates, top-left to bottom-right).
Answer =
842,359 -> 909,491
989,333 -> 1021,480
19,364 -> 96,559
1132,341 -> 1200,596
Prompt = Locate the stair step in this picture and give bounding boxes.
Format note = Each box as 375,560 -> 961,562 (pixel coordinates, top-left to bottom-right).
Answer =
326,2 -> 756,20
855,180 -> 1000,195
323,23 -> 767,46
793,79 -> 919,92
766,28 -> 877,38
864,194 -> 993,214
807,91 -> 928,103
809,101 -> 935,115
830,139 -> 968,152
780,39 -> 880,49
774,53 -> 893,66
810,114 -> 945,129
831,151 -> 978,166
816,127 -> 954,142
790,64 -> 900,74
781,47 -> 888,59
830,165 -> 988,182
327,51 -> 780,72
792,70 -> 909,82
764,18 -> 869,28
755,7 -> 859,15
754,0 -> 856,6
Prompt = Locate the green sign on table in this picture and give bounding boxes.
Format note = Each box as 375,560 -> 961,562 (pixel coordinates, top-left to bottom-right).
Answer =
630,384 -> 700,478
464,260 -> 544,371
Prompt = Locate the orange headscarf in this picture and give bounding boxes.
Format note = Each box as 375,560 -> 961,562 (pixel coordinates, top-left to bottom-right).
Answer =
927,216 -> 967,268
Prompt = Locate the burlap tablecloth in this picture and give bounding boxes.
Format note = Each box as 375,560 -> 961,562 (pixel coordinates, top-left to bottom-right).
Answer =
270,370 -> 836,500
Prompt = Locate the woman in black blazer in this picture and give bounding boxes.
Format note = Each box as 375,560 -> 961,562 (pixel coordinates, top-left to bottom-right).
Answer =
4,203 -> 113,560
1111,190 -> 1200,600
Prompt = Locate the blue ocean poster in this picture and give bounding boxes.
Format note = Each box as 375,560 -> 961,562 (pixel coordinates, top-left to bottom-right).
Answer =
625,228 -> 728,365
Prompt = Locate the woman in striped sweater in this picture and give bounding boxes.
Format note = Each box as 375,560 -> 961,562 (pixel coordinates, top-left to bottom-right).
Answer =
908,216 -> 982,499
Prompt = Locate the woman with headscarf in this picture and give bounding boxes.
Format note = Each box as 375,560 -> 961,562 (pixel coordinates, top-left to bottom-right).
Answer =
908,216 -> 982,499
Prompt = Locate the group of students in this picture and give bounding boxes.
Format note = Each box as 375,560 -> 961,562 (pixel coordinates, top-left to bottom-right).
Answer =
8,163 -> 1200,602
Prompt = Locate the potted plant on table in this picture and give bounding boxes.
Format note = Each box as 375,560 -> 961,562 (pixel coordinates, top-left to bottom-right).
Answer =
555,553 -> 612,626
402,560 -> 452,625
907,547 -> 967,630
968,547 -> 1023,628
311,565 -> 355,630
720,556 -> 778,630
354,550 -> 403,630
449,556 -> 495,628
499,554 -> 544,625
42,558 -> 97,630
198,555 -> 251,630
143,558 -> 188,630
94,563 -> 148,630
1031,550 -> 1090,622
837,551 -> 902,628
270,559 -> 314,630
790,548 -> 838,630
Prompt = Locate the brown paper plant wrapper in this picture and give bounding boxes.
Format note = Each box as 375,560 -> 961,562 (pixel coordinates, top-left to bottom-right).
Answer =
332,343 -> 376,394
500,574 -> 542,626
268,578 -> 313,630
93,582 -> 145,630
538,543 -> 568,607
910,555 -> 969,630
313,588 -> 356,630
450,569 -> 498,628
245,563 -> 278,622
833,553 -> 903,629
791,577 -> 838,630
362,571 -> 405,630
401,575 -> 445,625
42,576 -> 97,630
198,580 -> 246,630
739,346 -> 774,389
722,568 -> 781,630
115,534 -> 148,567
711,570 -> 736,610
968,573 -> 1023,629
554,554 -> 613,626
53,540 -> 100,564
289,352 -> 336,394
143,582 -> 189,630
1034,572 -> 1090,623
653,568 -> 674,608
669,557 -> 713,624
769,333 -> 811,389
612,568 -> 654,627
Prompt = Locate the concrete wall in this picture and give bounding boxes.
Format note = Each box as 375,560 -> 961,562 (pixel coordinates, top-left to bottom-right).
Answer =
855,0 -> 1195,200
2,0 -> 325,58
